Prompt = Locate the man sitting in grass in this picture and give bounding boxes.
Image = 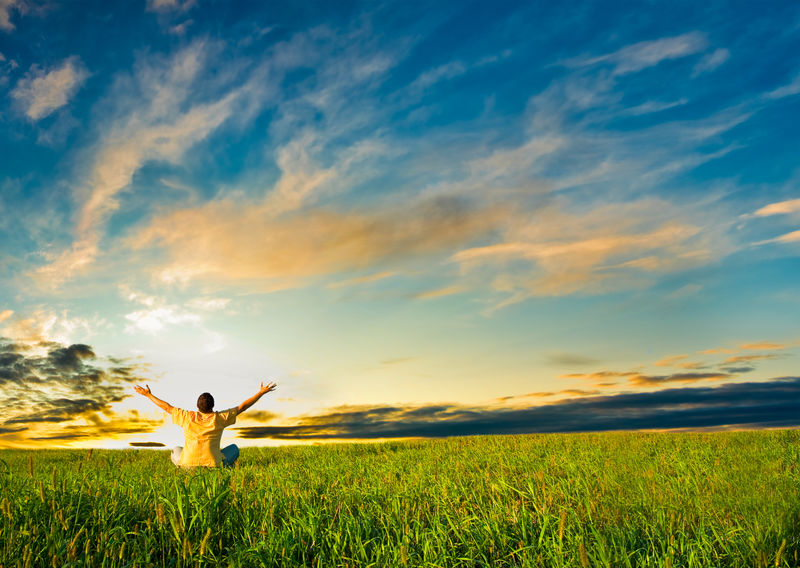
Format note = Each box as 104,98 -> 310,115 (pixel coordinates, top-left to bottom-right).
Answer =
134,381 -> 277,468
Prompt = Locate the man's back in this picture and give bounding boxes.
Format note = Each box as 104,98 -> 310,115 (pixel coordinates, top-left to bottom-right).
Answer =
171,407 -> 238,467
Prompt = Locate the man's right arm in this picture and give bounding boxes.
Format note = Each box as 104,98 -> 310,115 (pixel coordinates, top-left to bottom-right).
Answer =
134,384 -> 174,413
237,381 -> 277,414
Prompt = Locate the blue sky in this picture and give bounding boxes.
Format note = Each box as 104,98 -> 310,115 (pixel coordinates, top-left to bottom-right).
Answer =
1,0 -> 798,448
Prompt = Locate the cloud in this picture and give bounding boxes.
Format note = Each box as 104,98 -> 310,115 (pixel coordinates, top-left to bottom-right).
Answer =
0,0 -> 22,32
120,288 -> 223,341
32,42 -> 256,287
132,195 -> 506,288
566,32 -> 707,76
752,227 -> 800,247
240,410 -> 279,423
328,271 -> 396,289
11,56 -> 88,120
740,342 -> 787,351
545,352 -> 601,367
719,366 -> 755,374
753,199 -> 800,217
692,48 -> 730,76
146,0 -> 195,13
125,306 -> 201,334
0,337 -> 159,446
765,72 -> 800,100
186,297 -> 231,311
1,309 -> 102,346
408,61 -> 467,94
129,441 -> 165,447
412,285 -> 464,300
722,353 -> 781,365
654,354 -> 706,369
624,98 -> 688,116
452,199 -> 720,308
234,376 -> 800,439
627,372 -> 729,387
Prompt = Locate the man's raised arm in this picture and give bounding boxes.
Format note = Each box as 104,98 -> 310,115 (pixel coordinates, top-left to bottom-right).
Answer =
237,381 -> 277,414
134,384 -> 174,413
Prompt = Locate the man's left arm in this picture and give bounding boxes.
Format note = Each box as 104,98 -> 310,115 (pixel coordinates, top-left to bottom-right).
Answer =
134,384 -> 174,413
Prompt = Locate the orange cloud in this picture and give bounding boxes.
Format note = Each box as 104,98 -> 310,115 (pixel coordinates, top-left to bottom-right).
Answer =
628,372 -> 729,387
412,285 -> 465,300
328,271 -> 396,288
560,370 -> 637,381
722,353 -> 781,365
451,199 -> 727,307
753,198 -> 800,217
654,354 -> 706,369
698,348 -> 736,355
132,196 -> 505,288
740,342 -> 787,351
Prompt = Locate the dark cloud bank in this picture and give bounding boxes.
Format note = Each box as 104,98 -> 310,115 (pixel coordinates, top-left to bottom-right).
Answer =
236,377 -> 800,440
0,337 -> 160,440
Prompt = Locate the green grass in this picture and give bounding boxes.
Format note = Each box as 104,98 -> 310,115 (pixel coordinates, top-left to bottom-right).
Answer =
1,431 -> 799,567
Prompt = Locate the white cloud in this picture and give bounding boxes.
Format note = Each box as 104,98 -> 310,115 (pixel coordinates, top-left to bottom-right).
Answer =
11,56 -> 88,120
692,48 -> 730,76
567,32 -> 707,76
754,198 -> 800,217
146,0 -> 195,13
186,297 -> 231,311
124,307 -> 201,334
409,61 -> 467,93
1,309 -> 103,345
765,72 -> 800,100
625,98 -> 688,116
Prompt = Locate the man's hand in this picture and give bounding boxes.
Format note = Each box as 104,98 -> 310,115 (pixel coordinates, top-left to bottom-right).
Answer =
238,381 -> 277,414
259,381 -> 277,395
134,384 -> 172,412
134,384 -> 152,396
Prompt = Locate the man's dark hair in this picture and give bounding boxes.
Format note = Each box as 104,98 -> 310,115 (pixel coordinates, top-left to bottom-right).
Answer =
197,392 -> 214,413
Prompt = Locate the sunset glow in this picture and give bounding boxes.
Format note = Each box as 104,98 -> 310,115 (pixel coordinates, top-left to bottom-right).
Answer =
1,1 -> 798,448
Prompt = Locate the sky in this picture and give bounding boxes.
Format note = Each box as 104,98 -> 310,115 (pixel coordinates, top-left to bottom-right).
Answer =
1,0 -> 799,449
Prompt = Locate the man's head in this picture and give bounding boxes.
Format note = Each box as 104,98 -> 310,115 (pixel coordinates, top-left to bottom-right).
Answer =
197,392 -> 214,413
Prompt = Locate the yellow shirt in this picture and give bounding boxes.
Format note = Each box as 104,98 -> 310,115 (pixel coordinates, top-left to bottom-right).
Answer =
171,407 -> 238,467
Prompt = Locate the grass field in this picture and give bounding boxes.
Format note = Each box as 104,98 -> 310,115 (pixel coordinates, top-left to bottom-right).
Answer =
1,431 -> 799,567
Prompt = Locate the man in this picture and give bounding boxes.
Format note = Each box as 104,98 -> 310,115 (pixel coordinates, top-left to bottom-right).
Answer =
134,381 -> 277,467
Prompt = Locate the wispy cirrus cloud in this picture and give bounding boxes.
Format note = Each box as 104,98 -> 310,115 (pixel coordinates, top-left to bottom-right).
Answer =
327,271 -> 396,289
11,56 -> 88,120
753,198 -> 800,217
764,72 -> 800,100
564,32 -> 708,76
452,199 -> 722,309
654,354 -> 706,369
32,42 -> 262,287
692,48 -> 730,76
